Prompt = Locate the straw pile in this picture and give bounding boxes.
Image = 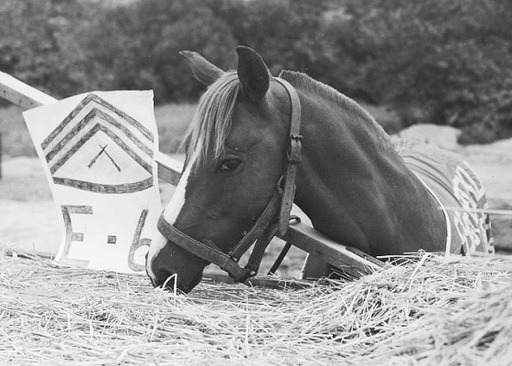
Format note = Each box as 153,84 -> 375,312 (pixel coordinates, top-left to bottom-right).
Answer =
1,252 -> 512,365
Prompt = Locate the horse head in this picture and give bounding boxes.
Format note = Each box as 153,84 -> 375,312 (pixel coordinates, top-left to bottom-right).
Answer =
146,47 -> 293,293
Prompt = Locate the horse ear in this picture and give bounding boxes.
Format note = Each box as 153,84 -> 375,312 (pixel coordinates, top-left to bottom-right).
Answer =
179,51 -> 225,86
236,46 -> 270,103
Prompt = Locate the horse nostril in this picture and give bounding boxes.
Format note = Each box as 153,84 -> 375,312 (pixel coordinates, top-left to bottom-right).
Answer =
151,268 -> 178,290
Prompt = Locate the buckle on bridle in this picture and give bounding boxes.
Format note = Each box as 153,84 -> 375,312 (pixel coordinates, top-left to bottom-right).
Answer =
288,134 -> 303,165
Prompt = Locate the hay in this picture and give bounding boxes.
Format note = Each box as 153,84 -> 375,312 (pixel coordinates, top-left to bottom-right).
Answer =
1,252 -> 512,365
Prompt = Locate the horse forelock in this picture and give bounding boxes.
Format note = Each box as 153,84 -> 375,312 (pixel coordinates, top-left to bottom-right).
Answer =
185,71 -> 241,167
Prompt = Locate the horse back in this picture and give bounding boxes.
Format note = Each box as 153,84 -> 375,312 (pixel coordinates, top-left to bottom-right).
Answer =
394,139 -> 494,256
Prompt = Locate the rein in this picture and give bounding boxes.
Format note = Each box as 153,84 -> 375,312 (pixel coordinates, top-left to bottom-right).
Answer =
157,77 -> 302,282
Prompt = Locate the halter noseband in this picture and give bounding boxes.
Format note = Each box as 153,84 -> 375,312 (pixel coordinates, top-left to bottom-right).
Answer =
157,77 -> 302,282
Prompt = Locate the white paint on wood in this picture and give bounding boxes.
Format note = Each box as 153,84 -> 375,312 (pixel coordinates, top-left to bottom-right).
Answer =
23,91 -> 162,273
0,71 -> 57,109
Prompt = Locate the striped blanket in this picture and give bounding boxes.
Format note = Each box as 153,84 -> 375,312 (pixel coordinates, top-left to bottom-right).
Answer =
395,139 -> 494,256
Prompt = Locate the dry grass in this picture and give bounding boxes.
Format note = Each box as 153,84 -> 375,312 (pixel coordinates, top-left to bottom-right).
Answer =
1,252 -> 512,365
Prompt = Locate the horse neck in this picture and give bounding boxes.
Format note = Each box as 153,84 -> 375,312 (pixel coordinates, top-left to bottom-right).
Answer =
293,90 -> 446,256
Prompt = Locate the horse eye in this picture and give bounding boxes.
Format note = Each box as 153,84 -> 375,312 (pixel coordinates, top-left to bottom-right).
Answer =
217,158 -> 241,173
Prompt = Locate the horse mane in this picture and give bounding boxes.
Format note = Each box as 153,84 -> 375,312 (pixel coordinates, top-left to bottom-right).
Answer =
185,71 -> 240,165
279,70 -> 390,141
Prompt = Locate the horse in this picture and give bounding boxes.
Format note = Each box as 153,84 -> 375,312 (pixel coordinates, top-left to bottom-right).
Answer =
146,46 -> 493,293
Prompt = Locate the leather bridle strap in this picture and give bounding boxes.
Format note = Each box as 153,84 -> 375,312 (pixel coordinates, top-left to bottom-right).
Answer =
156,76 -> 302,282
226,186 -> 282,261
276,77 -> 302,235
157,215 -> 248,280
157,186 -> 282,282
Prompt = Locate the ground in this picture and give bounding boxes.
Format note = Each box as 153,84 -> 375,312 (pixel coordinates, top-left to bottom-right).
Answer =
1,125 -> 511,279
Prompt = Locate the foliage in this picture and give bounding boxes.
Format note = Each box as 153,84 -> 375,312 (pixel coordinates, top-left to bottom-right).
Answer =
324,0 -> 512,143
0,0 -> 98,97
0,0 -> 511,143
77,0 -> 237,103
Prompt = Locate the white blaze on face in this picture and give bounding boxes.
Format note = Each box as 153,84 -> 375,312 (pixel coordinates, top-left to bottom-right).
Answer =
146,148 -> 200,281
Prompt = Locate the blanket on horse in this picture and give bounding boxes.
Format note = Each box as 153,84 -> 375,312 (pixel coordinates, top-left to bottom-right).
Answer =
395,139 -> 494,256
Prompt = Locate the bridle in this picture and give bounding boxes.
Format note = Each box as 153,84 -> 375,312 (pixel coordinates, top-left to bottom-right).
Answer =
157,77 -> 302,282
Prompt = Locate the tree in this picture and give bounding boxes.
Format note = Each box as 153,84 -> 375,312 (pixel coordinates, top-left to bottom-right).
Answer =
321,0 -> 512,142
0,0 -> 98,98
1,0 -> 510,143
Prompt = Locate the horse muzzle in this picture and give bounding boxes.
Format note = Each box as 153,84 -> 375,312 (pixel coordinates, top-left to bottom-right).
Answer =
146,239 -> 205,294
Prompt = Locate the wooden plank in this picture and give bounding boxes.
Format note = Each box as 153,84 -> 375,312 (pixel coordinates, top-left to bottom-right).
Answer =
155,151 -> 182,185
278,222 -> 385,278
0,71 -> 57,109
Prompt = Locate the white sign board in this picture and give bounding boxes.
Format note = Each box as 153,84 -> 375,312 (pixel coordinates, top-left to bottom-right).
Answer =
23,91 -> 162,273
